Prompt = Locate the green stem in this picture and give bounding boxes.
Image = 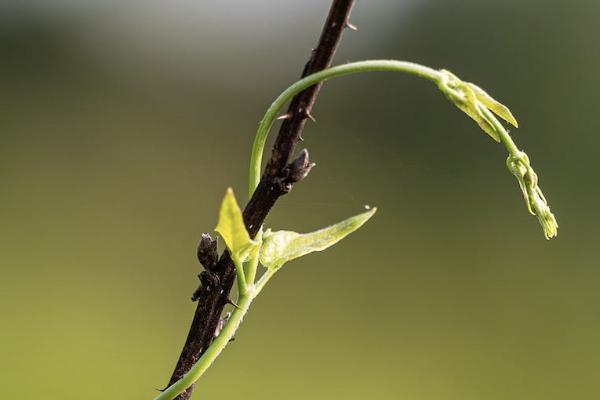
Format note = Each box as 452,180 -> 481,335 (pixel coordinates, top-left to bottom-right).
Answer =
248,60 -> 443,197
154,292 -> 254,400
233,256 -> 248,296
245,252 -> 259,290
245,230 -> 262,286
478,104 -> 520,156
254,268 -> 277,296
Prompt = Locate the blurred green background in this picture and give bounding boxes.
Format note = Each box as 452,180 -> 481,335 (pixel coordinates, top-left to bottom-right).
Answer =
2,0 -> 599,399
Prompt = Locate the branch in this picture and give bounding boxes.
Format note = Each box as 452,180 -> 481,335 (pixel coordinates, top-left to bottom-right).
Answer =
164,1 -> 356,398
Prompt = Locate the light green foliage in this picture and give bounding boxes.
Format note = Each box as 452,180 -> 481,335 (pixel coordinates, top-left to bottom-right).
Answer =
154,191 -> 379,400
259,207 -> 377,270
215,188 -> 258,263
437,69 -> 557,238
438,69 -> 518,142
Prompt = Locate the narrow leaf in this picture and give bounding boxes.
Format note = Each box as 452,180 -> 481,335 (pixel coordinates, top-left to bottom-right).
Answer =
260,207 -> 377,270
458,84 -> 502,143
215,188 -> 257,261
469,83 -> 519,128
438,70 -> 500,142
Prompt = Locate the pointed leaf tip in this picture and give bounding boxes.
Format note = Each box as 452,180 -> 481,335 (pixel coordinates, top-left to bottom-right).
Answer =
259,207 -> 377,270
215,188 -> 257,261
438,70 -> 519,142
469,83 -> 519,128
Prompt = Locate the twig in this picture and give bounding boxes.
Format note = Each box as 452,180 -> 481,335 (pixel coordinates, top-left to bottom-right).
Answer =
164,1 -> 356,398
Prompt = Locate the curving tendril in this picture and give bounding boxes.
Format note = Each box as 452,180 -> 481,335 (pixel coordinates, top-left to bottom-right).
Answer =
248,60 -> 558,239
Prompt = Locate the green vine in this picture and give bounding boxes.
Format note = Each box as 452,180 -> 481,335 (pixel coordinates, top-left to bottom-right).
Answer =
156,59 -> 558,400
248,60 -> 557,239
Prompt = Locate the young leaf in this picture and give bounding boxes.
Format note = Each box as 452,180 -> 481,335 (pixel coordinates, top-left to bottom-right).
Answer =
259,207 -> 377,270
438,69 -> 519,143
469,83 -> 519,128
215,188 -> 257,261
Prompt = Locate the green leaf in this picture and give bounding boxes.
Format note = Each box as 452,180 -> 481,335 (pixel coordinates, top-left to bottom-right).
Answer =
215,188 -> 257,262
438,70 -> 519,143
461,83 -> 502,143
469,83 -> 519,128
259,207 -> 377,270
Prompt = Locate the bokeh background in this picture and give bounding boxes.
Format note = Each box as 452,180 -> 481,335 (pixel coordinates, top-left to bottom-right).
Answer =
2,1 -> 599,399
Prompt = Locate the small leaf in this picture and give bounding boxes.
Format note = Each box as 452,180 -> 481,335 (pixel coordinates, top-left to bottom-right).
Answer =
469,83 -> 519,128
460,83 -> 502,143
438,70 -> 520,143
215,188 -> 257,261
438,70 -> 499,142
259,207 -> 377,270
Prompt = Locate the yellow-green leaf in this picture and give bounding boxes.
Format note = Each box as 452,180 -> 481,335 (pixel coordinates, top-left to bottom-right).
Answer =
259,207 -> 377,270
438,69 -> 521,143
215,188 -> 257,261
458,83 -> 502,143
469,83 -> 519,128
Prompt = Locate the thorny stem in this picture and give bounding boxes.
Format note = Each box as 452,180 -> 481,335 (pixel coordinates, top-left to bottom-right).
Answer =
157,251 -> 278,400
157,246 -> 272,400
155,292 -> 254,400
164,1 -> 356,398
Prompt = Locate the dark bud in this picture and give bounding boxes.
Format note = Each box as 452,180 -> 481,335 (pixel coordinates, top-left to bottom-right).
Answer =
271,149 -> 315,195
286,149 -> 316,183
197,233 -> 218,270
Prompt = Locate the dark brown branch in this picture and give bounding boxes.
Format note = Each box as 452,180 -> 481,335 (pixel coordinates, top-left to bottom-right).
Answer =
165,1 -> 356,398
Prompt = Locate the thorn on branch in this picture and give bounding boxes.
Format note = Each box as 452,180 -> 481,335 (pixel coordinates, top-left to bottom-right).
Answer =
298,107 -> 317,122
277,113 -> 292,121
345,19 -> 358,31
223,294 -> 240,309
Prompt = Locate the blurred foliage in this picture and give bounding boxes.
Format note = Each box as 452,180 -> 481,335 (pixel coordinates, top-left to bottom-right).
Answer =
1,1 -> 599,399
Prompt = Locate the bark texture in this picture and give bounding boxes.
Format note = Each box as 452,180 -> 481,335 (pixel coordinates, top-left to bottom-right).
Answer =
165,1 -> 356,398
